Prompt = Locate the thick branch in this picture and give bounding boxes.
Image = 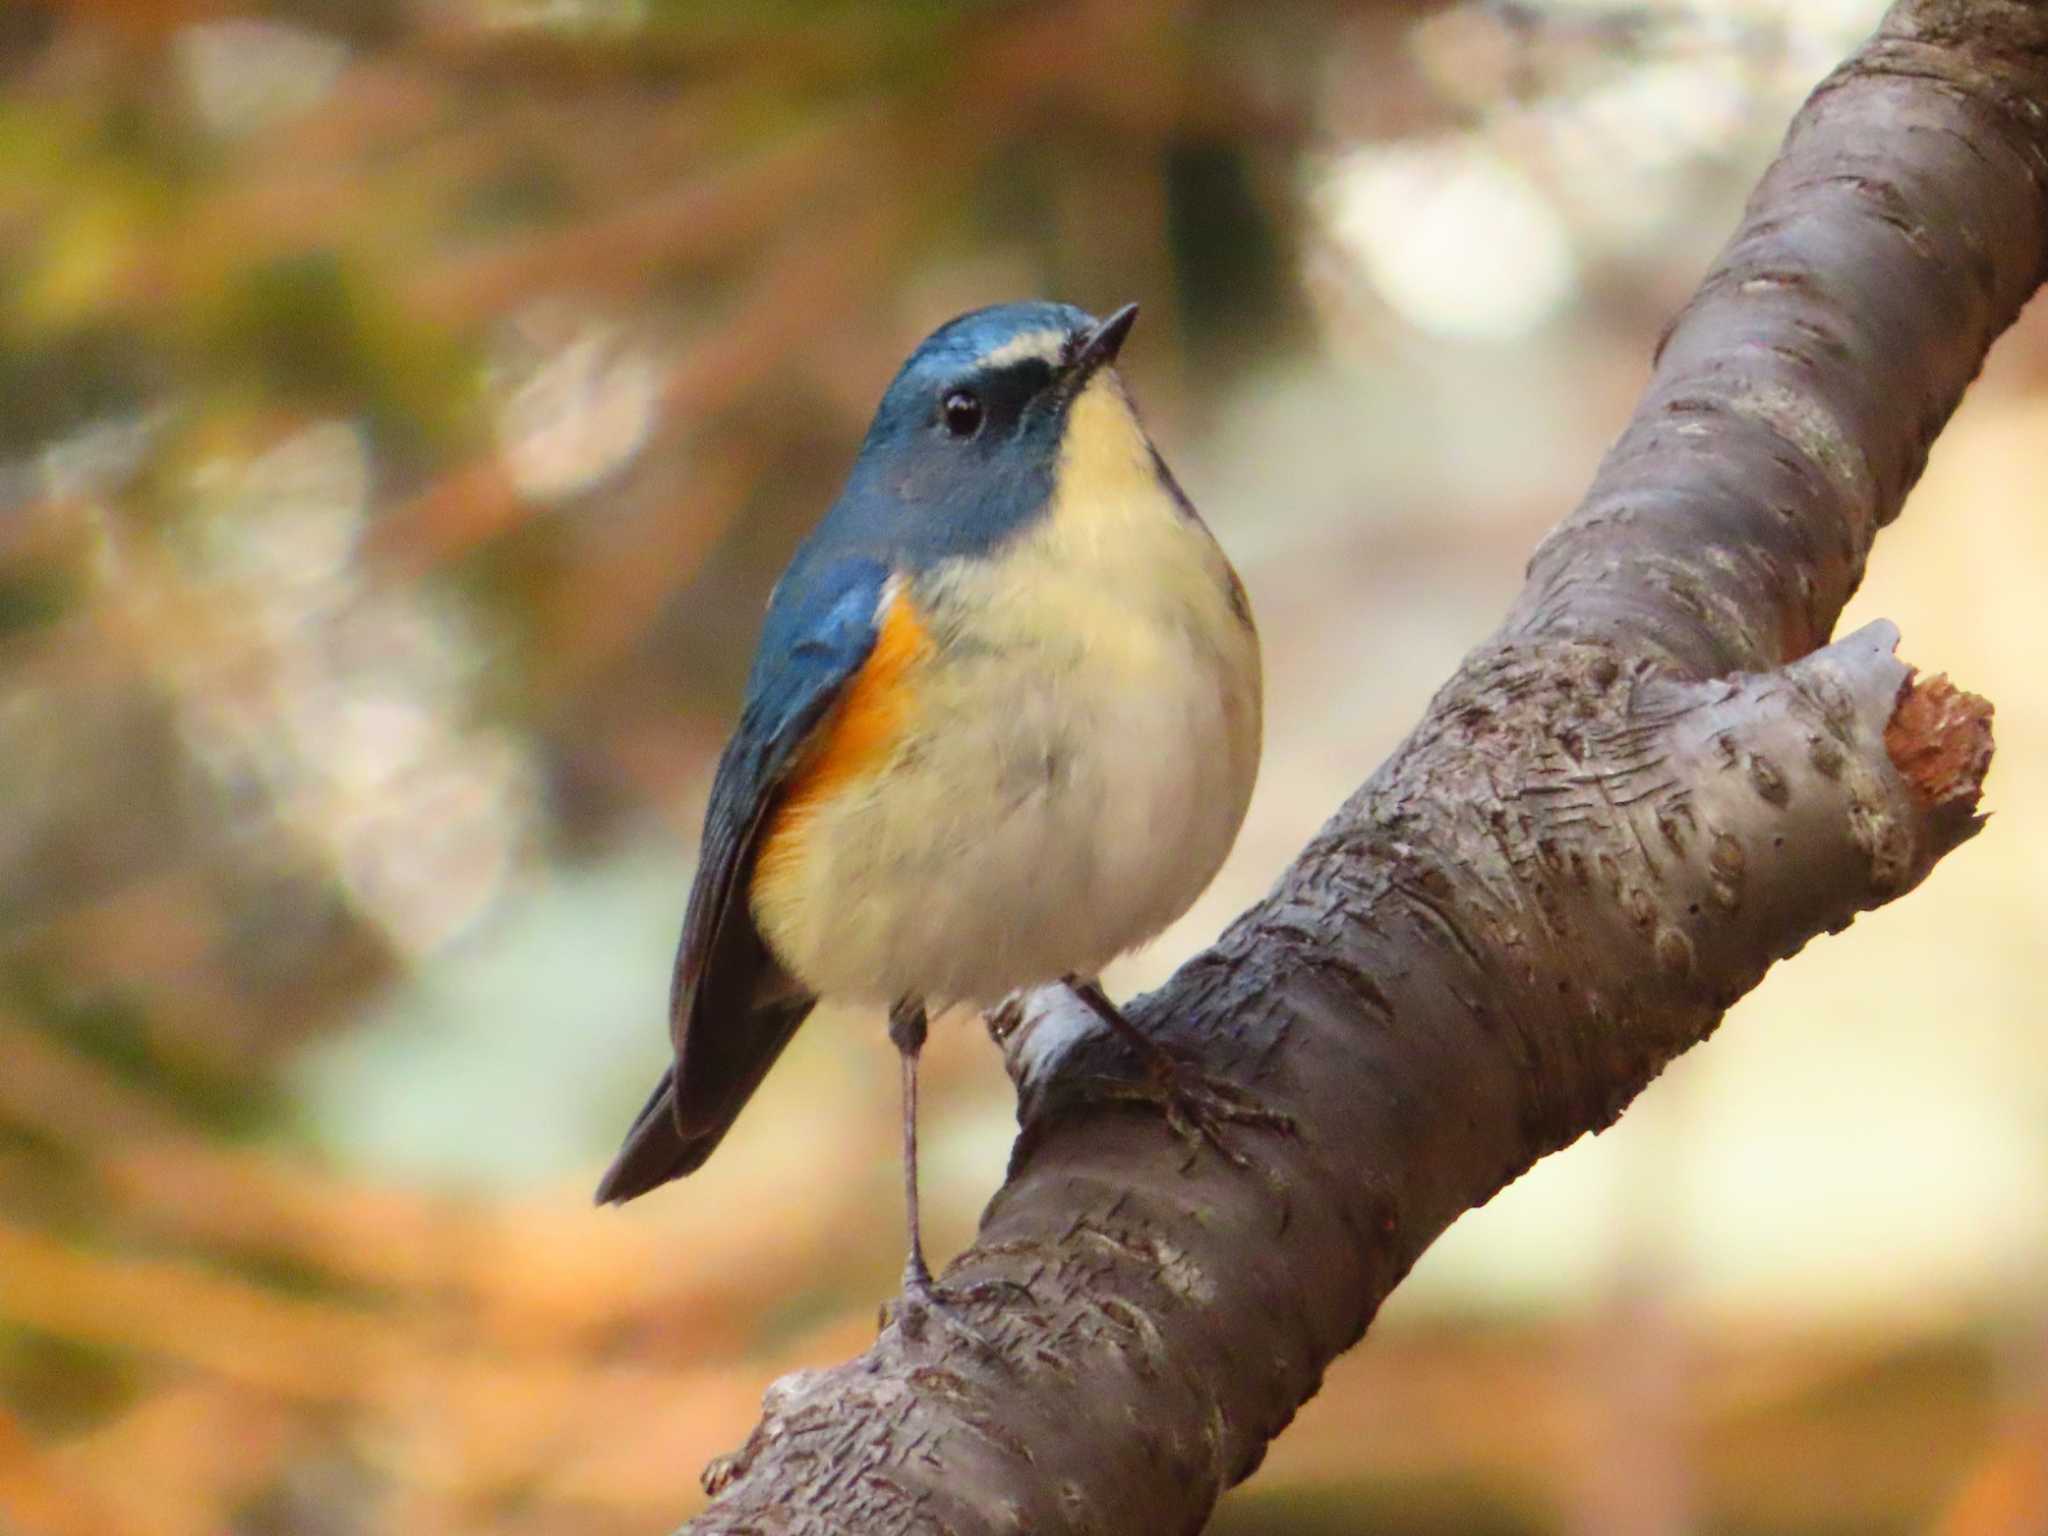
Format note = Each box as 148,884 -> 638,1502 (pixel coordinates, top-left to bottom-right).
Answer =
1512,0 -> 2048,672
682,2 -> 2030,1531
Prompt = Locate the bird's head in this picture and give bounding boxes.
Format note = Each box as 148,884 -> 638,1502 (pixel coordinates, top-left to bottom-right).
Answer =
836,300 -> 1149,562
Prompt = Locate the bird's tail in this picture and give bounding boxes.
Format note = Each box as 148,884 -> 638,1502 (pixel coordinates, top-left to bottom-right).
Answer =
593,990 -> 816,1205
593,1068 -> 707,1204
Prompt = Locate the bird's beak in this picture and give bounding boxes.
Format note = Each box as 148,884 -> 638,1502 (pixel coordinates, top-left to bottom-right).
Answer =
1064,303 -> 1139,389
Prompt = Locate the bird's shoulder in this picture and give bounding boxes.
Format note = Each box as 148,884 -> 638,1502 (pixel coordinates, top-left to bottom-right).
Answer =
718,547 -> 944,834
753,548 -> 937,823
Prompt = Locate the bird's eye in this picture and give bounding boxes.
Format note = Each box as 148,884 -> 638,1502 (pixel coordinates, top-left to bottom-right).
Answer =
941,390 -> 984,438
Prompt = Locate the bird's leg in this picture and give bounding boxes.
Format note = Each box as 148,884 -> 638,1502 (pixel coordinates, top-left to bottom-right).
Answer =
886,995 -> 936,1298
881,997 -> 1024,1353
1064,976 -> 1295,1170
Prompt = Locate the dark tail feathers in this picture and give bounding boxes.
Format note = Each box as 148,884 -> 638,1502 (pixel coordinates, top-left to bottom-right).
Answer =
593,989 -> 816,1206
593,1068 -> 714,1204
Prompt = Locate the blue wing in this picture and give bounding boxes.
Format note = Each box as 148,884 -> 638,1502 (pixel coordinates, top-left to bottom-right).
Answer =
596,557 -> 888,1203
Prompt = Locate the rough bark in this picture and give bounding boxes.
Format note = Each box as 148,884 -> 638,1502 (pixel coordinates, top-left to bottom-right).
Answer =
681,2 -> 2032,1530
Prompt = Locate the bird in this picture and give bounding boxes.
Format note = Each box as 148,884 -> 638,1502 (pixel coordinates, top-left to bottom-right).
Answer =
595,300 -> 1263,1313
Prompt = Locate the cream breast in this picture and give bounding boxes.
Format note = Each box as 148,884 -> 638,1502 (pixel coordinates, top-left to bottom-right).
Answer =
749,369 -> 1261,1008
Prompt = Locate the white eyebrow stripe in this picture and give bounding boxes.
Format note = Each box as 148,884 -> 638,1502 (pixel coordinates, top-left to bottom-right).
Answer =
975,328 -> 1069,371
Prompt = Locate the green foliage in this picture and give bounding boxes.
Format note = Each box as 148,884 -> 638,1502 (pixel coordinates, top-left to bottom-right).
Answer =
0,1329 -> 140,1435
202,251 -> 477,456
9,967 -> 282,1139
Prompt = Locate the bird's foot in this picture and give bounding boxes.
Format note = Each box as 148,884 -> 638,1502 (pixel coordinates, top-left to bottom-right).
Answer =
880,1258 -> 1024,1357
1084,1051 -> 1296,1171
1064,980 -> 1294,1171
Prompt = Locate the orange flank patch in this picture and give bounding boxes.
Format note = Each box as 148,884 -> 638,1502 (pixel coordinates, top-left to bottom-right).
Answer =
753,584 -> 932,888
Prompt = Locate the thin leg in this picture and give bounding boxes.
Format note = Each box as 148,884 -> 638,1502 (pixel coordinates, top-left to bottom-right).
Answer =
886,996 -> 933,1297
1067,976 -> 1183,1076
879,998 -> 1025,1352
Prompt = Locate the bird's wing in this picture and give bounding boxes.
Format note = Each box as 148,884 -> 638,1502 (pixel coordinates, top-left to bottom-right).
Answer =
679,561 -> 888,1089
592,557 -> 889,1205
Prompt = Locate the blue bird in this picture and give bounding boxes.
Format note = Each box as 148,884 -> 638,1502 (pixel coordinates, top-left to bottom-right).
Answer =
596,301 -> 1263,1310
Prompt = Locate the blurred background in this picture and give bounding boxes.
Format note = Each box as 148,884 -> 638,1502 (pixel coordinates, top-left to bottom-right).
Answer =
2,0 -> 2044,1532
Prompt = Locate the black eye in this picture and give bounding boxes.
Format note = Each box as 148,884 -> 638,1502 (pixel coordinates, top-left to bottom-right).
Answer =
941,390 -> 983,438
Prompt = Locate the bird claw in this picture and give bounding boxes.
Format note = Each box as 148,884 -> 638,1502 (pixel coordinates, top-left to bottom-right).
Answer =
881,1269 -> 1012,1358
1083,1048 -> 1295,1171
1059,978 -> 1295,1170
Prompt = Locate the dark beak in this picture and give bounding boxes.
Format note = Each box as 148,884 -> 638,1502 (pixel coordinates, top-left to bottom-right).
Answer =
1065,302 -> 1139,387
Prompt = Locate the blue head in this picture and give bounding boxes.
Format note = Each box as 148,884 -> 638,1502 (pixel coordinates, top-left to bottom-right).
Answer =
815,300 -> 1143,568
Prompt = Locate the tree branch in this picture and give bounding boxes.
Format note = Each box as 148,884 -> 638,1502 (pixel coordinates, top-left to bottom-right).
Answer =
681,2 -> 2032,1530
